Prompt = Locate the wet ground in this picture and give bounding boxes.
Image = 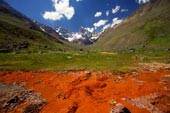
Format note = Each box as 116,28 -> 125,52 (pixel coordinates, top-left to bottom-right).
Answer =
0,63 -> 170,113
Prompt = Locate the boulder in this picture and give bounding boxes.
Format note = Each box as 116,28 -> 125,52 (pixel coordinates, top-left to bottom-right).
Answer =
110,103 -> 131,113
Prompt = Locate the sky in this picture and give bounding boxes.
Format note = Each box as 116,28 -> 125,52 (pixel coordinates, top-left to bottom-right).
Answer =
5,0 -> 149,32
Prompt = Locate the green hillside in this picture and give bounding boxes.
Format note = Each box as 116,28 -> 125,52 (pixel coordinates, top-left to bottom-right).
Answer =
0,1 -> 80,53
91,0 -> 170,51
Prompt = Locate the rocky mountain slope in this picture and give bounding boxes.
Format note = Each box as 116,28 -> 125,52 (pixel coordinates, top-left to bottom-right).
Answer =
55,27 -> 100,45
91,0 -> 170,51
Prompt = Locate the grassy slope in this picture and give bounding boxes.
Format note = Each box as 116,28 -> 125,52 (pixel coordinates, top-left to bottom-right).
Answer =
0,6 -> 81,53
90,0 -> 170,51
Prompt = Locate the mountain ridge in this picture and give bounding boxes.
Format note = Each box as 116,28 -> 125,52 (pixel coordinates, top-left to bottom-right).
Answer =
55,26 -> 100,45
0,0 -> 81,53
0,0 -> 170,52
91,0 -> 170,51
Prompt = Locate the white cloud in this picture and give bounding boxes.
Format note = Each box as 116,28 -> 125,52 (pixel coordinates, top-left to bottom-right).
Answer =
93,20 -> 108,29
102,24 -> 111,31
43,11 -> 63,21
94,12 -> 102,17
136,0 -> 149,4
106,10 -> 109,16
112,5 -> 120,14
111,17 -> 123,27
42,0 -> 75,21
84,27 -> 94,32
121,9 -> 128,12
76,0 -> 83,2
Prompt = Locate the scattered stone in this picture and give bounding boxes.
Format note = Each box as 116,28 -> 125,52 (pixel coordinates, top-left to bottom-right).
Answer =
19,82 -> 26,87
23,102 -> 46,113
131,72 -> 138,76
57,92 -> 63,98
110,103 -> 131,113
134,63 -> 170,72
109,99 -> 117,106
124,93 -> 170,113
85,71 -> 91,76
113,76 -> 123,82
165,67 -> 170,71
161,75 -> 170,84
6,96 -> 19,104
131,77 -> 144,83
0,82 -> 47,113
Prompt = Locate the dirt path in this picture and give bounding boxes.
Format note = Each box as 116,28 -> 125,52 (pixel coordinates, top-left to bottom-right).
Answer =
0,69 -> 170,113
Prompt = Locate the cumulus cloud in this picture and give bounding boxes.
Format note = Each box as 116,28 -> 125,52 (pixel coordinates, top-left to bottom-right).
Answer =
94,12 -> 102,17
106,10 -> 109,16
121,9 -> 128,12
112,5 -> 120,14
42,0 -> 75,21
111,17 -> 123,27
84,27 -> 94,32
136,0 -> 149,4
93,20 -> 108,29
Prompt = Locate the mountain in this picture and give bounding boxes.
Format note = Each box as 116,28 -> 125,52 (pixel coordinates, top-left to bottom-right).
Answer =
55,27 -> 100,45
91,0 -> 170,51
0,0 -> 78,53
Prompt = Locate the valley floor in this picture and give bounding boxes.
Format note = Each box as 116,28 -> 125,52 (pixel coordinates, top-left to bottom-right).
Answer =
0,63 -> 170,113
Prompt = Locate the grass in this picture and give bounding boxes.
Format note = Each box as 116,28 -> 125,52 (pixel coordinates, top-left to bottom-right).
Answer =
0,51 -> 169,73
0,0 -> 170,73
0,20 -> 76,53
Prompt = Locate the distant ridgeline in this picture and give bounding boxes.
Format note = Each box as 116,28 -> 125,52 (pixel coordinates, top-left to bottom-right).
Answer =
91,0 -> 170,51
0,0 -> 170,53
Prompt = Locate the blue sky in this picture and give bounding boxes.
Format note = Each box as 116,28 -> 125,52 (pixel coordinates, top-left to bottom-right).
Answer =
5,0 -> 149,32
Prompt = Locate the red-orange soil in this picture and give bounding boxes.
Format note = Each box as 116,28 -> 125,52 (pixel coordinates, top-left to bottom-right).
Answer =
0,70 -> 170,113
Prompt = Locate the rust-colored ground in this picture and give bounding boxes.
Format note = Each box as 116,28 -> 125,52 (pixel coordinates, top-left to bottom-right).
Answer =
0,70 -> 170,113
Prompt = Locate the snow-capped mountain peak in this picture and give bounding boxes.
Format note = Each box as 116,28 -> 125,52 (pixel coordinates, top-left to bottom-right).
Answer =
54,27 -> 100,45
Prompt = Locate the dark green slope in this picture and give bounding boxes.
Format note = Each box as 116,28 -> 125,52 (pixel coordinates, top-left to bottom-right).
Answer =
91,0 -> 170,51
0,0 -> 79,53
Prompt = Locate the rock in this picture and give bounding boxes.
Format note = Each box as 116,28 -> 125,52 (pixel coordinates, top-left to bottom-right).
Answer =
19,82 -> 26,87
161,75 -> 170,83
110,103 -> 131,113
85,71 -> 91,76
57,92 -> 63,98
67,103 -> 78,113
6,96 -> 19,104
131,72 -> 138,76
94,82 -> 107,88
0,82 -> 47,113
113,76 -> 123,82
109,99 -> 117,105
23,102 -> 46,113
